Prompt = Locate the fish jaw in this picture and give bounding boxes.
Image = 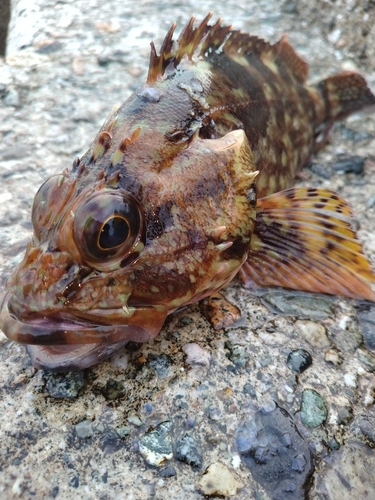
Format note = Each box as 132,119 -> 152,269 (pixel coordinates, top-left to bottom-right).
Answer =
0,292 -> 168,371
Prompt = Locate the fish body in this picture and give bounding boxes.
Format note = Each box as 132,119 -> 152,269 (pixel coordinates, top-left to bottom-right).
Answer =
1,14 -> 375,371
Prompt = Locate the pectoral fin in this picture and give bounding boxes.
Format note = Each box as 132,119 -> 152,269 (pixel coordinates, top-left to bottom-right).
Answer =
240,187 -> 375,301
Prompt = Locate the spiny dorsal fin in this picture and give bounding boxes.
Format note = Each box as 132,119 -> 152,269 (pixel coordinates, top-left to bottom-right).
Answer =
147,13 -> 213,83
147,14 -> 309,84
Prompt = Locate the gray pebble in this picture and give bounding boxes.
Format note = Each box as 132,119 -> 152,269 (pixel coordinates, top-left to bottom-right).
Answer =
44,371 -> 84,398
261,290 -> 334,318
331,155 -> 365,175
75,420 -> 94,439
176,433 -> 202,469
358,415 -> 375,445
139,421 -> 173,466
355,301 -> 375,351
300,389 -> 328,428
3,87 -> 20,107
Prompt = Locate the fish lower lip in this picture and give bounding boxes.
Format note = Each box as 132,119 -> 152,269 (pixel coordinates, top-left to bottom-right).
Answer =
26,342 -> 129,372
0,294 -> 168,345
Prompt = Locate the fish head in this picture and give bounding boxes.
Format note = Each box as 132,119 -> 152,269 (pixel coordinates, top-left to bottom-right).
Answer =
0,128 -> 258,371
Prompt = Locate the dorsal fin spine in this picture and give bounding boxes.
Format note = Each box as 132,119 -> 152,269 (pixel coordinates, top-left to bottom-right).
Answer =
146,15 -> 310,86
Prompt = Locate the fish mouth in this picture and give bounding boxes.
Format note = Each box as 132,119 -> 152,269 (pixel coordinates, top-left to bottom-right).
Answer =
0,293 -> 168,372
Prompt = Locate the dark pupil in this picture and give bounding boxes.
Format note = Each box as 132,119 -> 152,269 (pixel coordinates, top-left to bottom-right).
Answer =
99,216 -> 129,249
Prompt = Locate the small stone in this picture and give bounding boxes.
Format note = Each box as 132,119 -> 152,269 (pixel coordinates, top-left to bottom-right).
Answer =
198,462 -> 244,497
139,421 -> 173,467
101,379 -> 126,400
75,420 -> 94,439
127,415 -> 142,427
36,40 -> 63,54
0,145 -> 31,160
331,155 -> 365,175
243,383 -> 256,397
327,439 -> 340,451
367,195 -> 375,209
225,341 -> 249,368
116,426 -> 131,438
356,348 -> 375,372
262,291 -> 334,319
179,315 -> 193,326
295,320 -> 330,348
300,389 -> 328,428
4,87 -> 20,107
200,293 -> 242,329
343,373 -> 357,388
148,353 -> 172,378
287,349 -> 312,373
324,348 -> 342,366
355,301 -> 375,351
336,406 -> 353,425
358,415 -> 375,445
282,1 -> 298,14
176,434 -> 202,468
182,343 -> 211,367
308,162 -> 333,179
258,331 -> 289,346
159,465 -> 177,478
44,371 -> 84,398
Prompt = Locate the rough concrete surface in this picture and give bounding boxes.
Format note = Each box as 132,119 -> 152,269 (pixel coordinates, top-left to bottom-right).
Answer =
0,1 -> 375,499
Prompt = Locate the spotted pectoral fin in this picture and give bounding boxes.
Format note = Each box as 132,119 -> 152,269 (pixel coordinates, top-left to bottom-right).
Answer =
239,187 -> 375,301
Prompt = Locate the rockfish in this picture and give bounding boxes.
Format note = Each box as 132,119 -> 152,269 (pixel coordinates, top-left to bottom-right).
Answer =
1,14 -> 374,371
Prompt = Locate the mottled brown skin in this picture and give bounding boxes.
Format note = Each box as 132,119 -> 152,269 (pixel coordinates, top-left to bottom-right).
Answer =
0,14 -> 374,371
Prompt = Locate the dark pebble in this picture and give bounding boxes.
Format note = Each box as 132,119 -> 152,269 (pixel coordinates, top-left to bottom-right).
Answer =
0,145 -> 31,160
243,382 -> 257,398
100,430 -> 122,454
282,0 -> 298,14
287,349 -> 312,373
236,403 -> 314,499
176,433 -> 202,469
336,406 -> 353,425
148,353 -> 173,378
97,49 -> 128,66
331,155 -> 365,175
358,415 -> 375,445
159,465 -> 177,478
101,379 -> 126,400
225,341 -> 249,368
43,371 -> 84,398
51,486 -> 59,498
355,301 -> 375,351
36,41 -> 63,54
308,162 -> 333,179
327,439 -> 340,450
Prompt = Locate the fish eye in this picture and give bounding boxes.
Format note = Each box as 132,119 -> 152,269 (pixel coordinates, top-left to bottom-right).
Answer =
98,216 -> 130,250
73,190 -> 145,272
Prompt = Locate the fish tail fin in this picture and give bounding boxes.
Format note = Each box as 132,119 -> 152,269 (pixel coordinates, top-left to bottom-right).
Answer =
239,187 -> 375,301
318,71 -> 375,122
